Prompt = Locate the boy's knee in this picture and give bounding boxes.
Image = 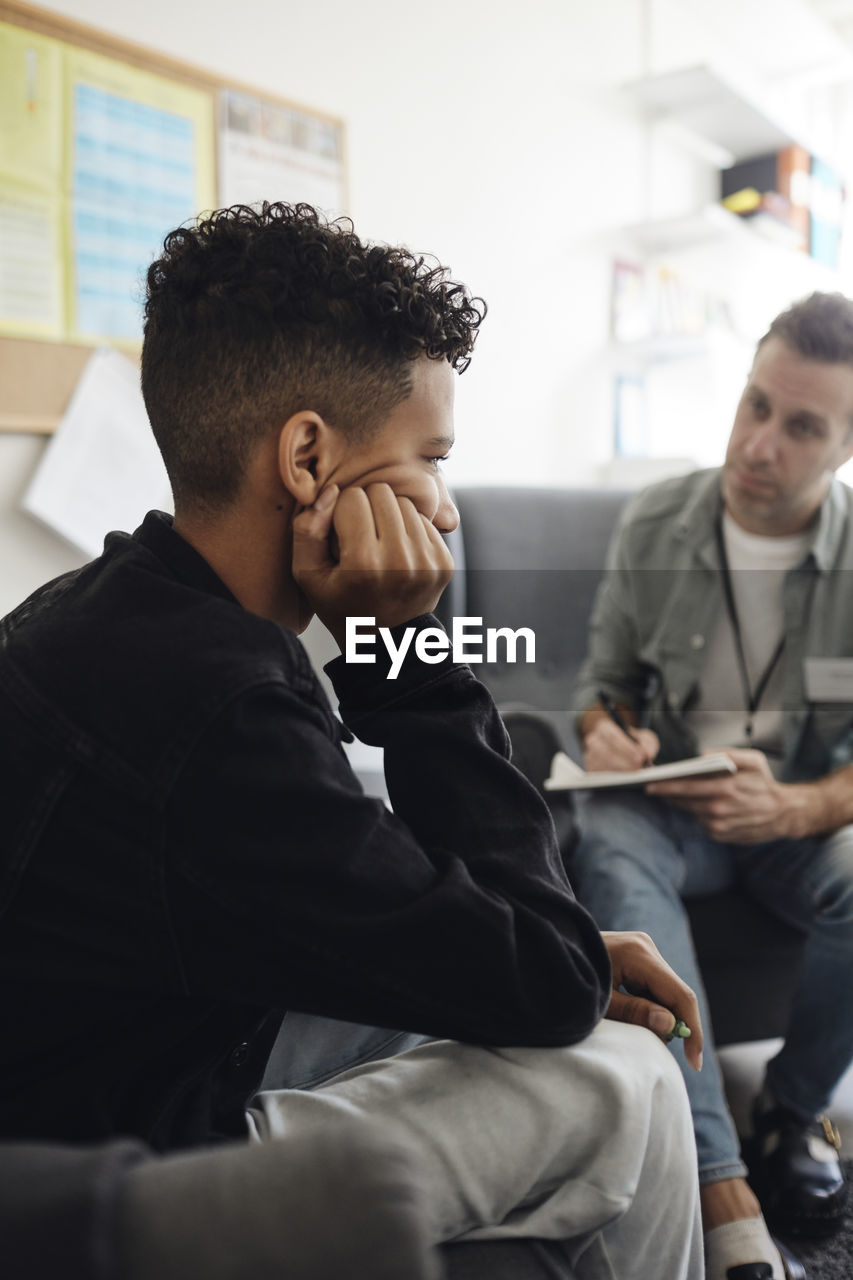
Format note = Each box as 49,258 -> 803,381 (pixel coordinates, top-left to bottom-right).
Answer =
575,1022 -> 696,1165
629,1029 -> 698,1184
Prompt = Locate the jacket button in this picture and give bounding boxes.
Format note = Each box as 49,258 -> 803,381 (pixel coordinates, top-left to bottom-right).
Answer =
230,1042 -> 250,1068
690,634 -> 705,649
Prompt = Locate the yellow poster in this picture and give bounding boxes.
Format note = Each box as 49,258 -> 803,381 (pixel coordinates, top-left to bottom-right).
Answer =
0,21 -> 63,189
0,179 -> 65,338
63,46 -> 215,344
0,22 -> 65,337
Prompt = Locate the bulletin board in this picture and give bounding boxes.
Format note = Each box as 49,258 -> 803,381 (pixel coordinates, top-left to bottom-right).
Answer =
0,0 -> 348,433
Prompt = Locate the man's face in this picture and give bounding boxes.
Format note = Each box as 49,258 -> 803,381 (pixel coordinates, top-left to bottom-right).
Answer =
723,336 -> 853,535
327,355 -> 459,534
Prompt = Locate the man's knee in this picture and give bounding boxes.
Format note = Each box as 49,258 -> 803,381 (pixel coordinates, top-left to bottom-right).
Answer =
570,795 -> 681,897
812,825 -> 853,929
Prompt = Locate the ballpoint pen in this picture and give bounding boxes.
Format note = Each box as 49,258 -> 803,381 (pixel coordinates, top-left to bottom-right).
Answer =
597,690 -> 652,766
637,666 -> 661,730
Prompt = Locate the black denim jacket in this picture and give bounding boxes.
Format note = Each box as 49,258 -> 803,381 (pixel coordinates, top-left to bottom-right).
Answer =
0,512 -> 609,1150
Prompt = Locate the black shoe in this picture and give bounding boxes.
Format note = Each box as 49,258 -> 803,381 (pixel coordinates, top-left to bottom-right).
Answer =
773,1235 -> 807,1280
721,1233 -> 806,1279
747,1099 -> 847,1239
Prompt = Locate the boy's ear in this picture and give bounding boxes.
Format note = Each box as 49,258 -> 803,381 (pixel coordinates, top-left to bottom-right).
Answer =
277,411 -> 339,505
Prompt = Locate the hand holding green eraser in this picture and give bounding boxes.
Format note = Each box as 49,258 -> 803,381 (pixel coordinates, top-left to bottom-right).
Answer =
666,1019 -> 691,1042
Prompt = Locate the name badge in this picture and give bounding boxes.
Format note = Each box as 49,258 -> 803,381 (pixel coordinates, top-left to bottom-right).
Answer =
804,658 -> 853,702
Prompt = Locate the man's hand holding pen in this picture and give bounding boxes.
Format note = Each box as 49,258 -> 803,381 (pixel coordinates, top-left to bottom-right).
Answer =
582,691 -> 660,772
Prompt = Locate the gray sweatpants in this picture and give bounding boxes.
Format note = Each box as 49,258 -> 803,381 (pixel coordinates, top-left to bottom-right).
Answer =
2,1119 -> 440,1280
250,1020 -> 705,1280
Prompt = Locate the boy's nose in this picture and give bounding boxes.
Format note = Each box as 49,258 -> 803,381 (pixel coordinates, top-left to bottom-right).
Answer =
434,487 -> 460,534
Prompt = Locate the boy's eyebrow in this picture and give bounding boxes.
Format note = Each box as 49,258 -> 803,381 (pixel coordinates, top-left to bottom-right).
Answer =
428,435 -> 455,450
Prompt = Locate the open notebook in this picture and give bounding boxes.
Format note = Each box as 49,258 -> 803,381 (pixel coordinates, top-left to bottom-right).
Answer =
543,751 -> 737,791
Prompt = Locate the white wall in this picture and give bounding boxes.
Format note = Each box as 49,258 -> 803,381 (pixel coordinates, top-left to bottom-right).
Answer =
29,0 -> 656,490
2,0 -> 851,614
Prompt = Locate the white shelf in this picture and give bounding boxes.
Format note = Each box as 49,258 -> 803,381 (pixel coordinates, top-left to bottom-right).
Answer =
622,204 -> 740,253
623,203 -> 806,254
621,202 -> 841,292
608,332 -> 718,364
623,63 -> 811,167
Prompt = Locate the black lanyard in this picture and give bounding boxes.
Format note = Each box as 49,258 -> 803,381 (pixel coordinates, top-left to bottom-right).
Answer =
715,517 -> 786,744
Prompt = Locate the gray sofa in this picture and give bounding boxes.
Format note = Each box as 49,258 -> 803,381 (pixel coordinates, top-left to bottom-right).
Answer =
437,486 -> 806,1048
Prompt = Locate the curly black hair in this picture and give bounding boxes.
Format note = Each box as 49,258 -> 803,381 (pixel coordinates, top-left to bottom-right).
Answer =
141,202 -> 486,513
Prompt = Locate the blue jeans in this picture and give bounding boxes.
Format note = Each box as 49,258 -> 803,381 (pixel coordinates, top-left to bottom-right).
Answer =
571,790 -> 853,1186
261,1012 -> 433,1090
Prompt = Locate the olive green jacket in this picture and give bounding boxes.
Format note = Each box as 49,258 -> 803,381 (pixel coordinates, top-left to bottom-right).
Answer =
572,468 -> 853,782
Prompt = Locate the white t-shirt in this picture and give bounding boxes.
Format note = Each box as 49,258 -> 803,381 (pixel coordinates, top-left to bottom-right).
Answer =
685,512 -> 809,768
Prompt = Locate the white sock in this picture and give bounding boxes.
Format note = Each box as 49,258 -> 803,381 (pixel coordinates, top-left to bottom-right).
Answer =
704,1218 -> 785,1280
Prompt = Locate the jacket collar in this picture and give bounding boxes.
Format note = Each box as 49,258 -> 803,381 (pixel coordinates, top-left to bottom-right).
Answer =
133,510 -> 242,605
672,468 -> 847,573
810,477 -> 849,572
672,469 -> 723,571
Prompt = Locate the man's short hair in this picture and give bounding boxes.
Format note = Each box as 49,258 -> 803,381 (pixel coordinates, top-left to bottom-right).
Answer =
759,291 -> 853,369
141,202 -> 485,513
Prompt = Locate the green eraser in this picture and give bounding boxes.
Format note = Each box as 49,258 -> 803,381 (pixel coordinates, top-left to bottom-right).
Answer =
667,1019 -> 691,1041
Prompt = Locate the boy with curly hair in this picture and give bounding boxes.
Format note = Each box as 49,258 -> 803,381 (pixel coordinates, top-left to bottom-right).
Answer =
0,203 -> 703,1278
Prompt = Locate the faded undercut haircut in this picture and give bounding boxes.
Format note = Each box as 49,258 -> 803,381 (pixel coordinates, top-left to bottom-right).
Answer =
141,202 -> 486,513
760,291 -> 853,369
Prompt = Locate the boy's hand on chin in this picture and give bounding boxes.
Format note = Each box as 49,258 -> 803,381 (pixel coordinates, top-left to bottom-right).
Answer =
292,482 -> 454,648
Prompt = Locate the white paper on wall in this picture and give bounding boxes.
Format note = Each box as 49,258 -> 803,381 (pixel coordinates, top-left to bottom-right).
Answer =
22,346 -> 171,559
218,90 -> 345,215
